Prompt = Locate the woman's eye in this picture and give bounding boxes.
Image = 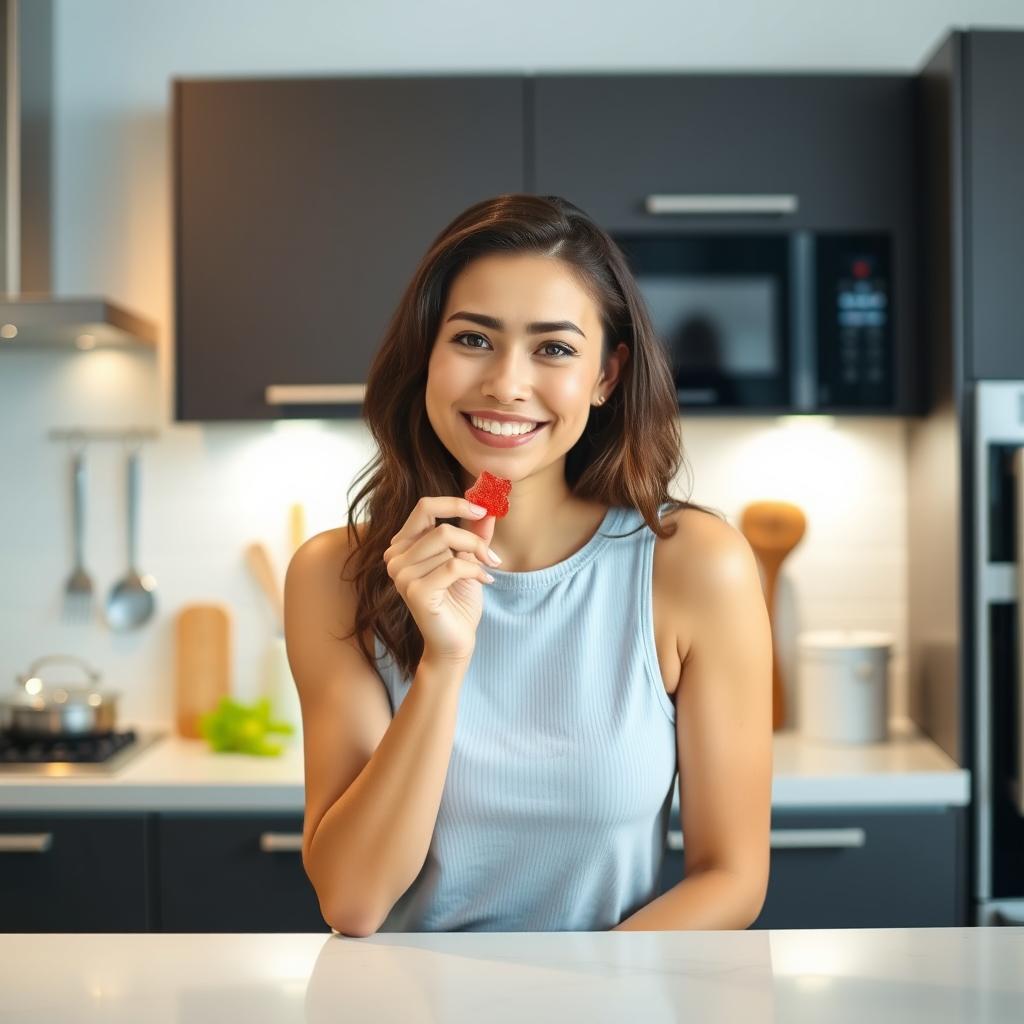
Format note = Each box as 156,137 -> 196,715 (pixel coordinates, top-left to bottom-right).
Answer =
453,333 -> 575,358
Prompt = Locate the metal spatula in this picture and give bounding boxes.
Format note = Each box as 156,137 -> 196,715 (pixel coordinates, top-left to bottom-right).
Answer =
62,448 -> 95,624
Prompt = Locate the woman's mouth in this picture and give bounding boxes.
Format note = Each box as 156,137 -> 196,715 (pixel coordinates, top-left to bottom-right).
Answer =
460,413 -> 549,449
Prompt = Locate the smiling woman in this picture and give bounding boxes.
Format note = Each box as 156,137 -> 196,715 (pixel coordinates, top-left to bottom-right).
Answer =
284,194 -> 772,936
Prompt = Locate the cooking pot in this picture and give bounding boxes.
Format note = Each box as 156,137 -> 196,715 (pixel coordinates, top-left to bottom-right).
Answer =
1,654 -> 121,738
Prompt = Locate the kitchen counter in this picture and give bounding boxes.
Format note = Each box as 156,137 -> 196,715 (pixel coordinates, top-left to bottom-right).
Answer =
0,717 -> 969,812
1,927 -> 1021,1022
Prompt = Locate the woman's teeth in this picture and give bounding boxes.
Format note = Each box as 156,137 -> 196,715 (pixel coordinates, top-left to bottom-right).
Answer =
468,415 -> 539,436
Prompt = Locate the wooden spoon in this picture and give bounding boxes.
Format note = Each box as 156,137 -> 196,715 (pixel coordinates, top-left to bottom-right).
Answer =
739,501 -> 807,732
245,542 -> 285,635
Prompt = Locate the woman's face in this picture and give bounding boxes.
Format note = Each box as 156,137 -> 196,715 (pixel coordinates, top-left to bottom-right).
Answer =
426,253 -> 627,487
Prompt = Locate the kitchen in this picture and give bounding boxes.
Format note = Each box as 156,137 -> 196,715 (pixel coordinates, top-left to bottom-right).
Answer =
1,0 -> 1023,1018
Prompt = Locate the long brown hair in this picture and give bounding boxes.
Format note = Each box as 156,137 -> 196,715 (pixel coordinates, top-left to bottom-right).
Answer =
340,194 -> 723,679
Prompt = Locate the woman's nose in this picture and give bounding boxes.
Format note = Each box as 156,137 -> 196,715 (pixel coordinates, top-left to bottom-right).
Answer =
482,350 -> 533,402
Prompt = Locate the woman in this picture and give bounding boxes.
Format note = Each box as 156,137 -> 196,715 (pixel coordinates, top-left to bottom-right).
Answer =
285,194 -> 772,936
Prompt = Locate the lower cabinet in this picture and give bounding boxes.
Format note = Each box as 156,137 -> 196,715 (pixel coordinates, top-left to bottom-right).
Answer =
658,806 -> 967,928
158,813 -> 329,932
0,813 -> 152,932
0,811 -> 327,933
2,805 -> 965,931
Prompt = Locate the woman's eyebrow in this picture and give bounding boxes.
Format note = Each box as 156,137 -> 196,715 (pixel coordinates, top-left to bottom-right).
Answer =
446,310 -> 586,339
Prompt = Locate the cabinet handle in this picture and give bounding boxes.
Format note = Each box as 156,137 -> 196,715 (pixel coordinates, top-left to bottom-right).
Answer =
259,831 -> 304,853
0,833 -> 54,853
264,384 -> 366,406
644,194 -> 798,216
667,827 -> 866,851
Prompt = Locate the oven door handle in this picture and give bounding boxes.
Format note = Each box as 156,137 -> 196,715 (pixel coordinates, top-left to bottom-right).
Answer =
1013,449 -> 1024,817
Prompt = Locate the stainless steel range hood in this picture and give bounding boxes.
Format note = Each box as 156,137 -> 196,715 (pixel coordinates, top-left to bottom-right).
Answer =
0,0 -> 156,348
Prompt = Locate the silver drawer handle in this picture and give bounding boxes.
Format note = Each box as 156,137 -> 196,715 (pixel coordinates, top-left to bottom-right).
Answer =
0,833 -> 54,853
259,831 -> 304,853
645,194 -> 798,216
265,384 -> 366,406
667,827 -> 866,851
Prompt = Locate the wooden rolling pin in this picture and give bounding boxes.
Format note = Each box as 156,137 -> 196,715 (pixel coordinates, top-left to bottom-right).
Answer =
739,501 -> 807,732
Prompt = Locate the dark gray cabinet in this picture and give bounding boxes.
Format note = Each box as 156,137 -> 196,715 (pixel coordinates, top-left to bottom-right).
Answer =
658,806 -> 966,928
1,805 -> 963,931
0,813 -> 152,932
175,72 -> 922,422
964,33 -> 1024,379
920,30 -> 1024,384
532,74 -> 916,235
158,813 -> 328,932
174,76 -> 526,421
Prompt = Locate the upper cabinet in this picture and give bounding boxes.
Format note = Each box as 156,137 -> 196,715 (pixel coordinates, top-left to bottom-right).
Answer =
175,72 -> 921,421
964,33 -> 1024,380
174,76 -> 526,421
531,74 -> 916,234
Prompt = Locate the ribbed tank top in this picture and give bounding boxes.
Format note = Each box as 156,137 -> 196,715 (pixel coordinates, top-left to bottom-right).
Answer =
372,502 -> 678,932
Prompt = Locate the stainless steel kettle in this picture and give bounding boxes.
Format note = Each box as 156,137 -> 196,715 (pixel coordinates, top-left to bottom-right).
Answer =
2,655 -> 121,737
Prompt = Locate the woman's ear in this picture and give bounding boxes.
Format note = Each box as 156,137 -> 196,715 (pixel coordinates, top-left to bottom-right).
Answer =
600,342 -> 630,393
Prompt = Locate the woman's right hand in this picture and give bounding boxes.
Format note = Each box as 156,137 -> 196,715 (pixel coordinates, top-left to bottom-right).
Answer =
383,496 -> 500,663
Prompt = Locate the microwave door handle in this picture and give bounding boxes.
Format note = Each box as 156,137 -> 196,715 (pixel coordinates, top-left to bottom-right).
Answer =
1014,448 -> 1024,817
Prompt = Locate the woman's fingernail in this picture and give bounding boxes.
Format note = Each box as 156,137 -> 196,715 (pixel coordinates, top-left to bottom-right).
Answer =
469,504 -> 487,516
487,548 -> 502,565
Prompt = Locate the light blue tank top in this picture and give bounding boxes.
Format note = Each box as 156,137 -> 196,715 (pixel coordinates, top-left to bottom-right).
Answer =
372,503 -> 678,932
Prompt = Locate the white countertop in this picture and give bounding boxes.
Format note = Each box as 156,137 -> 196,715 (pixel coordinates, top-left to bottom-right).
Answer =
1,928 -> 1020,1022
0,717 -> 969,812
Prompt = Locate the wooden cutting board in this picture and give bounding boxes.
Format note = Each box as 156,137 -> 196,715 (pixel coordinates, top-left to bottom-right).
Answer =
174,603 -> 232,739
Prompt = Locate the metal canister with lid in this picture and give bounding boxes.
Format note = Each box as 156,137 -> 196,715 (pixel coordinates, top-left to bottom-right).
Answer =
797,630 -> 893,744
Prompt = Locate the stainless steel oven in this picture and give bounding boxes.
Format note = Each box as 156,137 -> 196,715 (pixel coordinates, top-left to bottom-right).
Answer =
973,381 -> 1024,925
615,231 -> 894,413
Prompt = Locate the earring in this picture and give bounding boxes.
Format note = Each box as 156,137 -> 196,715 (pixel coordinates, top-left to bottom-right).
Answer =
596,395 -> 606,406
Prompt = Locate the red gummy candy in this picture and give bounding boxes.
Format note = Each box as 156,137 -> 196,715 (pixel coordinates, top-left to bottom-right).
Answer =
464,470 -> 512,518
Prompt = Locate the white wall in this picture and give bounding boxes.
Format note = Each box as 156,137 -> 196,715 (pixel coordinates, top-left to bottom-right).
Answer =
3,0 -> 1019,730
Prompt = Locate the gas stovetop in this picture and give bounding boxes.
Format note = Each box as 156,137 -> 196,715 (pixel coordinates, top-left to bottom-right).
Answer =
0,728 -> 166,775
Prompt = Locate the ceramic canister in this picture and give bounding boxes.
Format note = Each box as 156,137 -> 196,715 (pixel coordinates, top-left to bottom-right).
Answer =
797,630 -> 893,744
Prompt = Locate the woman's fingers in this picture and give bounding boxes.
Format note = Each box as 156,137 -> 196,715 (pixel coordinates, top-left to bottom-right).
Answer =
390,496 -> 486,546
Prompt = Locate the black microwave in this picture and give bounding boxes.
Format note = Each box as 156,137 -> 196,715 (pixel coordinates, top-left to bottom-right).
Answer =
615,232 -> 893,413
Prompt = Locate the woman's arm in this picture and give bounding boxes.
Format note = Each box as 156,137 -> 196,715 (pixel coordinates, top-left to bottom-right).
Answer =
286,531 -> 471,937
306,655 -> 469,936
615,514 -> 774,930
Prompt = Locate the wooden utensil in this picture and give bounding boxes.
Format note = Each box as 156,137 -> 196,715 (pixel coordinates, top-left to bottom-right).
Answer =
245,542 -> 285,634
289,503 -> 307,554
174,603 -> 232,739
739,501 -> 807,732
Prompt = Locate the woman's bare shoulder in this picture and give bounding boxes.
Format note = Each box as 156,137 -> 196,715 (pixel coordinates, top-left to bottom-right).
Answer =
290,521 -> 370,572
657,506 -> 756,600
285,521 -> 375,650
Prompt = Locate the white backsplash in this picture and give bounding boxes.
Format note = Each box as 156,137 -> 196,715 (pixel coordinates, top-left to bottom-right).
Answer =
0,345 -> 908,728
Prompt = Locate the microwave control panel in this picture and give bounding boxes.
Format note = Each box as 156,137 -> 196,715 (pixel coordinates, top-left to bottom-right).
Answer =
816,235 -> 893,408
